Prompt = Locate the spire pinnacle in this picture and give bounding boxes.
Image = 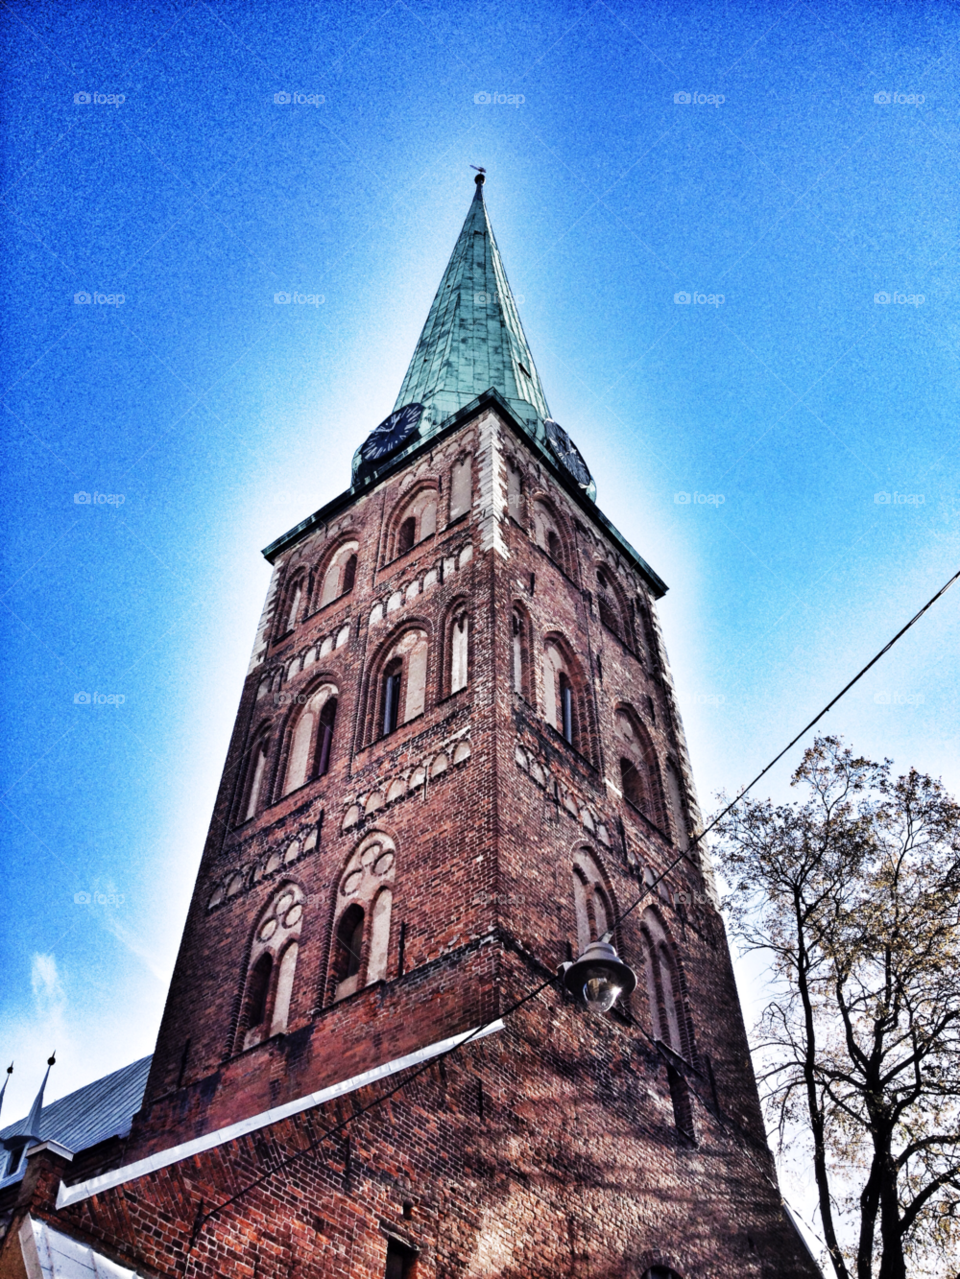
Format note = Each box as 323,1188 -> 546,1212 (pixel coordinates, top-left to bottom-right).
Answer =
389,173 -> 550,438
0,1063 -> 11,1120
23,1052 -> 55,1143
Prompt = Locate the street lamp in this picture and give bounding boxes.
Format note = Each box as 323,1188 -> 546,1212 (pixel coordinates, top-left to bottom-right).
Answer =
559,938 -> 637,1014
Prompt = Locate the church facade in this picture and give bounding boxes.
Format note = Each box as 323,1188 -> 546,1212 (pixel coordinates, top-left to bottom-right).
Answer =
0,175 -> 820,1279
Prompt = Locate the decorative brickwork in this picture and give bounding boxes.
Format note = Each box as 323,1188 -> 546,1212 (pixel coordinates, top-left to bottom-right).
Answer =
0,181 -> 820,1279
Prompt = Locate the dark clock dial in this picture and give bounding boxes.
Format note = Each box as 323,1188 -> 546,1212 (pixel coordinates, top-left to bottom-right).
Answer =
544,418 -> 592,489
360,402 -> 424,464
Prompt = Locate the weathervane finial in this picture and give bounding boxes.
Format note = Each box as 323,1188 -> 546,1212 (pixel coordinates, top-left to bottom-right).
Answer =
471,165 -> 486,187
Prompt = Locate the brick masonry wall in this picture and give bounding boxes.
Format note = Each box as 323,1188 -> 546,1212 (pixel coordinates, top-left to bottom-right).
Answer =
1,405 -> 820,1278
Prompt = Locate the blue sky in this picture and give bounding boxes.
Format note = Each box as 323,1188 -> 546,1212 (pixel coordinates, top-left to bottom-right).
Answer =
1,0 -> 957,1204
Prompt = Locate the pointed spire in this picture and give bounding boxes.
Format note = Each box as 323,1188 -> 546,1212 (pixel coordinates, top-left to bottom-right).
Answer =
23,1053 -> 55,1143
392,170 -> 551,435
0,1064 -> 11,1120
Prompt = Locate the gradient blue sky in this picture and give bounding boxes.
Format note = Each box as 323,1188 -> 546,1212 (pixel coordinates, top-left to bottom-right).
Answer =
1,0 -> 957,1211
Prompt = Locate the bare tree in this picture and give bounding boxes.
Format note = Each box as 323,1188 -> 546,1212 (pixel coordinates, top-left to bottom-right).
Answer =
716,736 -> 960,1279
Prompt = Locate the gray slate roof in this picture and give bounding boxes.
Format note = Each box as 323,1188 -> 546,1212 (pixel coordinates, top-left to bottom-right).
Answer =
0,1056 -> 151,1187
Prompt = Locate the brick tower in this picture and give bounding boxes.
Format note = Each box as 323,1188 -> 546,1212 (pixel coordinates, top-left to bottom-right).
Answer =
1,176 -> 822,1279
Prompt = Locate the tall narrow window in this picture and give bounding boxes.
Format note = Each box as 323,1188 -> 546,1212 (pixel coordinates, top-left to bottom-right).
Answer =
375,630 -> 428,739
283,685 -> 338,795
506,459 -> 523,522
559,672 -> 574,744
615,707 -> 666,831
242,739 -> 269,822
642,909 -> 695,1143
335,905 -> 365,982
239,885 -> 305,1051
397,517 -> 416,556
316,697 -> 337,776
572,849 -> 616,956
382,660 -> 402,736
511,610 -> 524,693
271,942 -> 299,1037
329,834 -> 398,1004
283,581 -> 303,633
620,757 -> 645,810
450,612 -> 469,693
532,499 -> 567,572
543,640 -> 583,753
244,953 -> 272,1031
597,570 -> 624,640
449,455 -> 472,521
319,542 -> 360,607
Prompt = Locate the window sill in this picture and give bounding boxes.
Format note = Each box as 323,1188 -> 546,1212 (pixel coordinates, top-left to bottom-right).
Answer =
383,535 -> 435,571
622,797 -> 671,844
541,720 -> 597,772
305,591 -> 353,620
267,775 -> 328,807
368,711 -> 425,749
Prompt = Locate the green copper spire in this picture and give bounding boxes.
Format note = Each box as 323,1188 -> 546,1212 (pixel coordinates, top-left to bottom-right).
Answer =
394,172 -> 551,431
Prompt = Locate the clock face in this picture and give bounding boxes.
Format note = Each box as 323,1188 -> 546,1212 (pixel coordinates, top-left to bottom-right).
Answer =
360,402 -> 424,464
544,418 -> 592,489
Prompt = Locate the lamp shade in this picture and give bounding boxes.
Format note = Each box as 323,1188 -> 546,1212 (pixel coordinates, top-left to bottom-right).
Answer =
559,940 -> 637,1014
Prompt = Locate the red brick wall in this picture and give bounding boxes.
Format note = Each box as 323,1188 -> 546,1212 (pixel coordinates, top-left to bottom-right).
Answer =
36,404 -> 825,1278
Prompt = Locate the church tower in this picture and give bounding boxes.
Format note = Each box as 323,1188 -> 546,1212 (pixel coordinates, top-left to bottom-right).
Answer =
1,176 -> 821,1279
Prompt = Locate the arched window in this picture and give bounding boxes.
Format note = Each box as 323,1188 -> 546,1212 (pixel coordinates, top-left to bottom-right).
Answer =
510,603 -> 531,699
615,707 -> 666,832
596,568 -> 626,642
397,517 -> 416,556
447,607 -> 469,694
390,487 -> 438,559
449,454 -> 472,521
642,1270 -> 685,1279
282,683 -> 338,795
318,541 -> 359,608
376,629 -> 428,738
243,953 -> 272,1031
664,758 -> 690,850
277,573 -> 305,637
506,458 -> 524,524
333,904 -> 365,987
532,499 -> 569,573
641,908 -> 695,1143
328,833 -> 397,1003
237,884 -> 304,1051
238,733 -> 270,823
571,849 -> 615,956
542,639 -> 585,752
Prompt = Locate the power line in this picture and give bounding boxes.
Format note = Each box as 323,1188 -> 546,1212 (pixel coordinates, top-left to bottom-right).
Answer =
186,566 -> 959,1254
